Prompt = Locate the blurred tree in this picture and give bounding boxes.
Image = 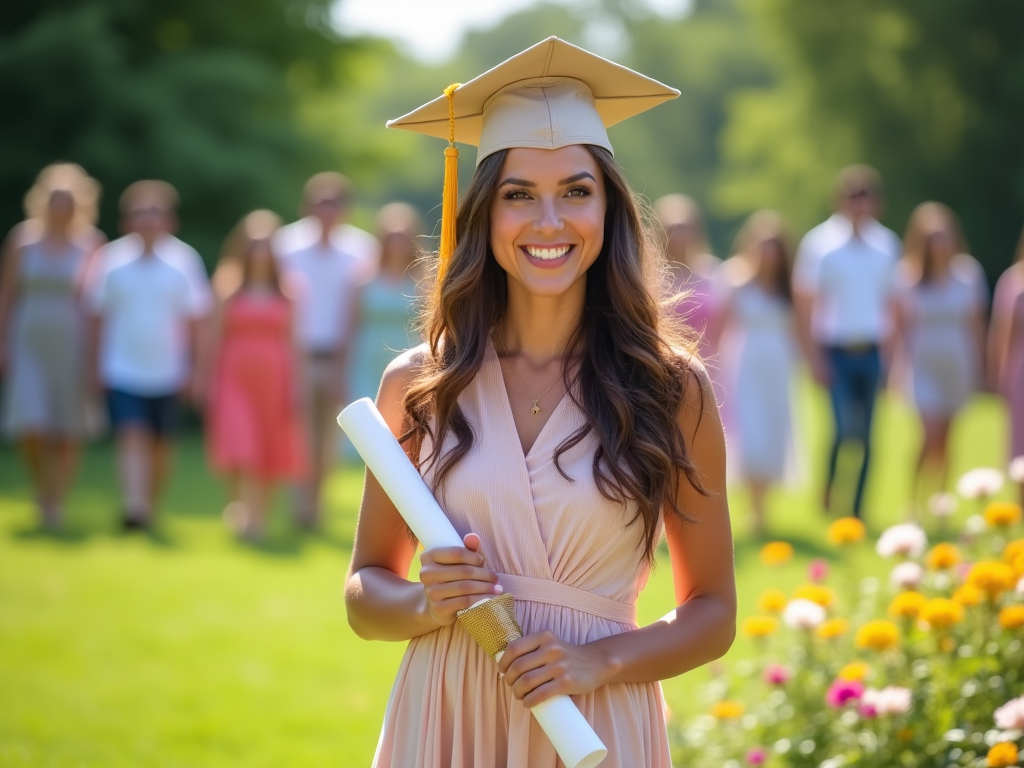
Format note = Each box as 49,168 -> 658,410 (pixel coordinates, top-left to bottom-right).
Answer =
717,0 -> 1024,278
0,0 -> 353,264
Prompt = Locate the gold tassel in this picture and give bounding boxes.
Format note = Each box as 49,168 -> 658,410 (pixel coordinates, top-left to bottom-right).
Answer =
438,83 -> 461,284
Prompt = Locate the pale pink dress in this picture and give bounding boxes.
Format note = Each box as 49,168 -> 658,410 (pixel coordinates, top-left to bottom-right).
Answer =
372,342 -> 673,768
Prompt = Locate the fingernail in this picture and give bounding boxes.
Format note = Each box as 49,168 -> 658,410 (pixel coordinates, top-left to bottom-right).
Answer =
494,584 -> 504,594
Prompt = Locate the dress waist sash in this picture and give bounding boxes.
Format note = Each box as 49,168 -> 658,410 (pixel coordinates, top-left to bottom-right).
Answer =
495,572 -> 637,625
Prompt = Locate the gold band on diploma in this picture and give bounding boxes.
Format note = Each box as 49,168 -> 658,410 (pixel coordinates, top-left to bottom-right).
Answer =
456,593 -> 522,660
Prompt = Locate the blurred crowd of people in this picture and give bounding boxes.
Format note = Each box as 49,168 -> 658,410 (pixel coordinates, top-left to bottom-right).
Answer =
0,164 -> 421,538
2,161 -> 1023,538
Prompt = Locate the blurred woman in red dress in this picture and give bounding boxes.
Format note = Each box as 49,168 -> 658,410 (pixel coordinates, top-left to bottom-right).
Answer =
202,211 -> 307,540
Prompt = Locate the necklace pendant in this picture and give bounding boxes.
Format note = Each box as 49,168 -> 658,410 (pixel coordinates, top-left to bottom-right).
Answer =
531,404 -> 542,416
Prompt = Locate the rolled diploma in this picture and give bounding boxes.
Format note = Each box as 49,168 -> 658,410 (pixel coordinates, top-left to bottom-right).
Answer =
338,398 -> 608,768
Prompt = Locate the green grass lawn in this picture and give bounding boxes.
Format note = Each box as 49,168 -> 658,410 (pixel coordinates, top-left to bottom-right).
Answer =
0,384 -> 1013,767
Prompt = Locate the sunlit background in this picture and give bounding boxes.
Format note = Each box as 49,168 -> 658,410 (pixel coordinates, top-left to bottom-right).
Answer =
2,1 -> 1024,766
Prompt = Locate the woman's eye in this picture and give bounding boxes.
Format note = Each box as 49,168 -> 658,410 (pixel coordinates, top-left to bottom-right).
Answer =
502,189 -> 531,200
565,186 -> 591,198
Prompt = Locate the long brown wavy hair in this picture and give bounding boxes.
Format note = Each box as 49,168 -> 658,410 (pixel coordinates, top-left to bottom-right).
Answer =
403,146 -> 708,564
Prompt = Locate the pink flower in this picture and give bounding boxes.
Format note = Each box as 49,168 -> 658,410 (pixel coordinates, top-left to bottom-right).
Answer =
862,686 -> 912,716
809,558 -> 829,583
827,679 -> 865,708
859,700 -> 878,719
745,746 -> 768,766
764,663 -> 791,686
995,695 -> 1024,731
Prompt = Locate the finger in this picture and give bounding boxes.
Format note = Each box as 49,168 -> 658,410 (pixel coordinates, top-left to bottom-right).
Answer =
421,545 -> 485,567
511,665 -> 558,702
522,679 -> 565,709
419,563 -> 498,586
425,579 -> 503,602
499,636 -> 550,678
463,532 -> 481,552
431,594 -> 500,619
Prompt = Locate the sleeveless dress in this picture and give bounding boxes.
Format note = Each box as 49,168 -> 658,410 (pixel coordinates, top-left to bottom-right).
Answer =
897,272 -> 980,418
350,276 -> 419,404
2,239 -> 90,437
717,281 -> 797,482
206,294 -> 307,479
993,266 -> 1024,458
373,341 -> 672,768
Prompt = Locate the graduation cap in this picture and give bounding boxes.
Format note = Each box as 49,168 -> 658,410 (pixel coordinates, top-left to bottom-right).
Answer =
387,36 -> 679,281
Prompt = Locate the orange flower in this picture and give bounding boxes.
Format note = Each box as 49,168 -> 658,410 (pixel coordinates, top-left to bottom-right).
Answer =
1003,539 -> 1024,565
828,517 -> 866,545
838,661 -> 871,681
888,591 -> 928,620
952,584 -> 984,608
760,541 -> 794,566
758,589 -> 788,614
711,700 -> 745,719
742,616 -> 779,638
816,618 -> 849,640
966,561 -> 1017,600
855,620 -> 900,652
926,543 -> 961,571
985,502 -> 1023,528
919,598 -> 964,631
998,605 -> 1024,631
794,584 -> 837,609
987,742 -> 1019,767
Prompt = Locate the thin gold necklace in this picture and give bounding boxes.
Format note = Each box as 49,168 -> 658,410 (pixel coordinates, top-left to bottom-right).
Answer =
495,332 -> 562,416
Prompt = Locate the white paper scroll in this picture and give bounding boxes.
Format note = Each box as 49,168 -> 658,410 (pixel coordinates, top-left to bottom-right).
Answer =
338,398 -> 607,768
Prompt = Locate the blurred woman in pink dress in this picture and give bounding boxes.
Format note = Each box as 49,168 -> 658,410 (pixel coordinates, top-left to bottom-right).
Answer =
991,223 -> 1024,501
893,203 -> 986,512
202,211 -> 307,540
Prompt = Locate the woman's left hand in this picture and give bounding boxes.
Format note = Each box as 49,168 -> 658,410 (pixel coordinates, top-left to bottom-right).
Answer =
497,630 -> 610,708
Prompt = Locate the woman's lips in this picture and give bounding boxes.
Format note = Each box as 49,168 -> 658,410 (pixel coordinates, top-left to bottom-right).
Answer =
520,244 -> 575,269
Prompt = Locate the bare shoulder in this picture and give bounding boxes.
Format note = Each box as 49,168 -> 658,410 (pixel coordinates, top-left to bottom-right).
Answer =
672,348 -> 719,436
376,343 -> 431,429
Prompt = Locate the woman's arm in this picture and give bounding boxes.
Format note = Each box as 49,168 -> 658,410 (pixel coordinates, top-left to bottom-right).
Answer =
192,298 -> 225,406
344,349 -> 501,642
499,363 -> 736,707
0,228 -> 24,373
988,273 -> 1016,393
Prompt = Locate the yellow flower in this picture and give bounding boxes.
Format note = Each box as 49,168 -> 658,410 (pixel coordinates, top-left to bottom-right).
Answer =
987,741 -> 1019,767
742,616 -> 779,638
1014,551 -> 1024,579
794,584 -> 837,609
816,618 -> 849,640
828,517 -> 867,545
998,605 -> 1024,631
1003,539 -> 1024,565
919,598 -> 965,631
760,541 -> 794,566
888,591 -> 928,620
952,584 -> 984,608
926,543 -> 962,571
855,620 -> 900,652
758,589 -> 788,614
838,661 -> 871,681
711,700 -> 745,719
985,502 -> 1023,528
967,561 -> 1017,600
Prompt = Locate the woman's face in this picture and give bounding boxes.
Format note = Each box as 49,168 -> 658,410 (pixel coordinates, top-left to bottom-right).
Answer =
489,145 -> 606,298
925,224 -> 954,267
247,239 -> 275,284
757,237 -> 784,280
47,189 -> 75,229
380,232 -> 416,276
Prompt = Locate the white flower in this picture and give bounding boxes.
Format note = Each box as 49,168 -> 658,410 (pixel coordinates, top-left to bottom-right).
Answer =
965,514 -> 987,535
995,696 -> 1024,731
890,562 -> 924,591
876,523 -> 927,559
782,598 -> 826,630
956,468 -> 1005,499
863,686 -> 912,716
1009,456 -> 1024,483
928,492 -> 958,518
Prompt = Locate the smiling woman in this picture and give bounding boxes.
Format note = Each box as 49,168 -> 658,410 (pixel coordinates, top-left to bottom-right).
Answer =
344,37 -> 737,768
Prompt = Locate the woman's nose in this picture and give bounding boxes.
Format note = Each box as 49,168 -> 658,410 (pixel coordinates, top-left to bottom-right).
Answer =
532,197 -> 564,233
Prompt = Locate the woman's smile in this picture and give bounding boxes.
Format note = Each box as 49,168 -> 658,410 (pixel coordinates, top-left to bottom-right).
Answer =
520,243 -> 575,268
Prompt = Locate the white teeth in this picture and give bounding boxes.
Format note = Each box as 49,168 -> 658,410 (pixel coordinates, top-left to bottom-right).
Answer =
525,245 -> 571,260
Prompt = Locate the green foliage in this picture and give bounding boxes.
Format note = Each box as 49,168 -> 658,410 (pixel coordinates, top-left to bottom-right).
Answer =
0,0 -> 349,264
718,0 -> 1024,277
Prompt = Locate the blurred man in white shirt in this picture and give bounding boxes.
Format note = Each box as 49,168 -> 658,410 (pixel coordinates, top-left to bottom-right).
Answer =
277,173 -> 375,529
793,166 -> 900,519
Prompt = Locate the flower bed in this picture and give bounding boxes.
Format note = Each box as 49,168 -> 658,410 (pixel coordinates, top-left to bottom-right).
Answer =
671,467 -> 1024,767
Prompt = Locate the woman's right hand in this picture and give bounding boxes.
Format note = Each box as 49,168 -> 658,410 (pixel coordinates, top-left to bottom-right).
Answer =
419,532 -> 501,626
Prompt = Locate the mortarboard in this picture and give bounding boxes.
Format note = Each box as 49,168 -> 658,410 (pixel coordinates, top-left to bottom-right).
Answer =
387,36 -> 679,281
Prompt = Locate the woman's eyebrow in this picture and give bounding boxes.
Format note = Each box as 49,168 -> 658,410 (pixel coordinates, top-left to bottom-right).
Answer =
558,172 -> 597,185
499,177 -> 536,187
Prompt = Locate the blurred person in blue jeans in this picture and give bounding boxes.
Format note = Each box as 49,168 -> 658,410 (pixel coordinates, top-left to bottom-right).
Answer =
793,166 -> 900,519
87,181 -> 202,530
0,164 -> 105,528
